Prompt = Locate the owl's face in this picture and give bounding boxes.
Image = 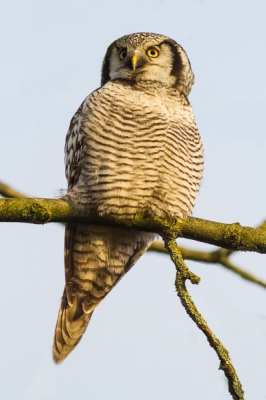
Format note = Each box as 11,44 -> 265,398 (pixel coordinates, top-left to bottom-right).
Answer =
101,32 -> 195,96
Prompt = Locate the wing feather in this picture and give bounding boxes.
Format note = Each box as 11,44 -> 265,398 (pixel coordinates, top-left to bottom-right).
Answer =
64,100 -> 87,189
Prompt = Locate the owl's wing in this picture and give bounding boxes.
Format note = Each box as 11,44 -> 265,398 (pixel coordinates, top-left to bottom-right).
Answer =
64,100 -> 87,189
53,85 -> 160,363
54,99 -> 91,363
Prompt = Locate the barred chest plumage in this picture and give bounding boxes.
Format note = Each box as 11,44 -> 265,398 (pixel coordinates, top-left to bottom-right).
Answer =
66,79 -> 203,220
54,32 -> 204,364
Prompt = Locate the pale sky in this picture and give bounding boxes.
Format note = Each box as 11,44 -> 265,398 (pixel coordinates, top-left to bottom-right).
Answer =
1,1 -> 266,399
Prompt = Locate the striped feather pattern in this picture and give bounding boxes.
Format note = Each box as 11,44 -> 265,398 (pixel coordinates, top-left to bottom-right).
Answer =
54,73 -> 203,363
66,80 -> 203,219
53,224 -> 155,363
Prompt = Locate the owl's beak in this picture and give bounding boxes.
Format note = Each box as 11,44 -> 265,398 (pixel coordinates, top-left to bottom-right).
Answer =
131,54 -> 138,71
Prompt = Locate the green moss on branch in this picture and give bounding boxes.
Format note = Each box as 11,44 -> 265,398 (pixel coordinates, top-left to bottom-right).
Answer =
0,197 -> 266,255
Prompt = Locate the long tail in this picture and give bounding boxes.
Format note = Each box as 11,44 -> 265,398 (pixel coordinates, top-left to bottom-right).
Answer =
53,289 -> 93,364
53,223 -> 156,364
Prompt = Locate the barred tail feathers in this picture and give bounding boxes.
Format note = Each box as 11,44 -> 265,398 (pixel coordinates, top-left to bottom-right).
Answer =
53,289 -> 93,363
53,223 -> 156,364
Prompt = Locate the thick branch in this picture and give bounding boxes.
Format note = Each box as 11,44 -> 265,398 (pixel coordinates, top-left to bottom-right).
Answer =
1,197 -> 266,254
2,180 -> 264,287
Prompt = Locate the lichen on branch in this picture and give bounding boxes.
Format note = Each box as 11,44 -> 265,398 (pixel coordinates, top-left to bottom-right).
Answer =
0,197 -> 266,255
163,235 -> 245,400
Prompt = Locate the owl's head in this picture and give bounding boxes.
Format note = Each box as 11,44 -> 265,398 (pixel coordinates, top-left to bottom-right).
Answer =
101,32 -> 194,96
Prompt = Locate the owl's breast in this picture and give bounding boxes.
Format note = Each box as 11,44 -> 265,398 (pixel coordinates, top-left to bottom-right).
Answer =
73,81 -> 203,219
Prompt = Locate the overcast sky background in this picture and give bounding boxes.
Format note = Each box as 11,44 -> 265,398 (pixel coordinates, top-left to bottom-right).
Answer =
1,1 -> 266,399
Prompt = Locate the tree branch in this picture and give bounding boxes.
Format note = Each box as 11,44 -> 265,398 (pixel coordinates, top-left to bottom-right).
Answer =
3,182 -> 263,397
1,180 -> 266,288
0,181 -> 28,198
1,197 -> 266,255
149,242 -> 266,288
163,235 -> 245,400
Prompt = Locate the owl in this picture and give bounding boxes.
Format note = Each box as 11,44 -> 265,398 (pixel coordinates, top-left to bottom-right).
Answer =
53,32 -> 204,363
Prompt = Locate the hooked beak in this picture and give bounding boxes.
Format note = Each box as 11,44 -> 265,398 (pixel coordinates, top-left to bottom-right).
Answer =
131,54 -> 138,71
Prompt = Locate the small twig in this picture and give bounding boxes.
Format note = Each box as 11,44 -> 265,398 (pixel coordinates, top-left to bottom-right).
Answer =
218,254 -> 266,288
148,242 -> 266,289
163,235 -> 245,400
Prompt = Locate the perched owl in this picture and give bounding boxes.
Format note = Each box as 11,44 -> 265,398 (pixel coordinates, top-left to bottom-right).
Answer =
53,32 -> 204,363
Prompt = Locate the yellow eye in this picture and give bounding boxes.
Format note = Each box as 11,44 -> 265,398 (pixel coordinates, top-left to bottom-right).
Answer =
147,48 -> 159,58
119,49 -> 127,60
